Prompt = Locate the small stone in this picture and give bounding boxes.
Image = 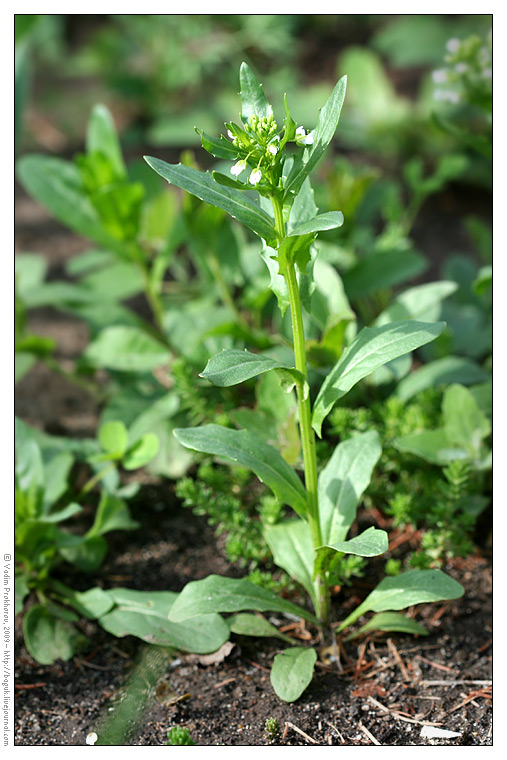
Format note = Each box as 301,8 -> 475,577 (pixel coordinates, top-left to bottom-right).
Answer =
420,726 -> 462,740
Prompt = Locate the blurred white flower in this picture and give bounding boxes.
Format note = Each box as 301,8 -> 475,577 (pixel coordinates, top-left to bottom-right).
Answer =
432,69 -> 448,84
230,159 -> 247,176
455,63 -> 468,74
227,129 -> 234,139
434,89 -> 461,104
86,733 -> 98,746
446,38 -> 461,54
267,144 -> 278,155
482,67 -> 492,79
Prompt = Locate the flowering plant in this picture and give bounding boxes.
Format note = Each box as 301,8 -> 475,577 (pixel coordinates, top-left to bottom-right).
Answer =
144,64 -> 464,702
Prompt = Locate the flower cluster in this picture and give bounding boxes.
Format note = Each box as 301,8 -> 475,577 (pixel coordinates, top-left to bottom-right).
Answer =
225,112 -> 313,189
432,30 -> 492,113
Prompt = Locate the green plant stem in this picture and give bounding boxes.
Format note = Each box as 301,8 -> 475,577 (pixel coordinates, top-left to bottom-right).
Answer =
271,195 -> 330,626
78,462 -> 116,498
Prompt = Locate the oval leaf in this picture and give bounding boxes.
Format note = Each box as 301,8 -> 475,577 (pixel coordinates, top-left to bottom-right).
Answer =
345,611 -> 429,640
123,433 -> 160,470
322,526 -> 388,557
200,348 -> 293,387
270,647 -> 317,702
99,588 -> 230,654
288,211 -> 344,238
98,420 -> 128,458
168,575 -> 316,624
84,326 -> 169,372
312,321 -> 446,436
227,613 -> 293,643
337,569 -> 464,632
174,424 -> 307,516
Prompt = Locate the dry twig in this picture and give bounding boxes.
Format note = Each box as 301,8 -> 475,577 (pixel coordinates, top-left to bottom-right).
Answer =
282,721 -> 319,744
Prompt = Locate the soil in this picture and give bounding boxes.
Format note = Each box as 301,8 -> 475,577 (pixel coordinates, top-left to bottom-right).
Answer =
14,185 -> 493,747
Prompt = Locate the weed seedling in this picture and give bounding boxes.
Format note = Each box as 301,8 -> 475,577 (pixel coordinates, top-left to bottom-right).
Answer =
166,726 -> 196,746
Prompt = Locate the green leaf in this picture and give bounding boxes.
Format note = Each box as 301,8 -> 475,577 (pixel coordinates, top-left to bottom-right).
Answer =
239,61 -> 273,122
211,171 -> 249,189
270,647 -> 317,702
264,520 -> 316,604
318,431 -> 382,545
393,429 -> 469,465
288,211 -> 344,238
99,588 -> 230,654
196,128 -> 239,161
99,421 -> 129,459
58,535 -> 108,572
374,281 -> 458,327
345,611 -> 429,640
396,356 -> 490,402
86,104 -> 126,179
39,502 -> 83,524
200,348 -> 295,387
342,248 -> 427,300
227,613 -> 293,643
312,321 -> 445,436
22,604 -> 87,665
84,326 -> 169,372
284,76 -> 347,199
16,155 -> 121,252
88,492 -> 139,536
123,433 -> 160,470
442,384 -> 491,455
322,526 -> 388,557
168,575 -> 317,624
337,569 -> 464,632
174,425 -> 307,517
144,158 -> 276,244
15,574 -> 31,616
64,586 -> 115,620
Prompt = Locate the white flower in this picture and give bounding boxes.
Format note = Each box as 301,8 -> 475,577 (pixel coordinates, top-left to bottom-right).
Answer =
295,126 -> 314,145
267,144 -> 278,155
432,69 -> 448,84
434,89 -> 461,104
227,129 -> 234,139
482,67 -> 492,79
249,168 -> 262,185
446,38 -> 460,54
86,733 -> 98,746
455,63 -> 468,74
230,159 -> 247,176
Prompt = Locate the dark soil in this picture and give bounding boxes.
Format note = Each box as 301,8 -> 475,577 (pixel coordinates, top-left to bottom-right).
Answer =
14,190 -> 492,747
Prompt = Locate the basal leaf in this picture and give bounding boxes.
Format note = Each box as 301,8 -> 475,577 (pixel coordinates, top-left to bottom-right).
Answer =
345,611 -> 429,640
144,158 -> 276,243
99,588 -> 230,654
270,647 -> 317,702
22,604 -> 87,665
227,613 -> 293,643
337,569 -> 464,632
168,575 -> 317,624
312,321 -> 445,436
174,425 -> 307,516
393,429 -> 469,465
